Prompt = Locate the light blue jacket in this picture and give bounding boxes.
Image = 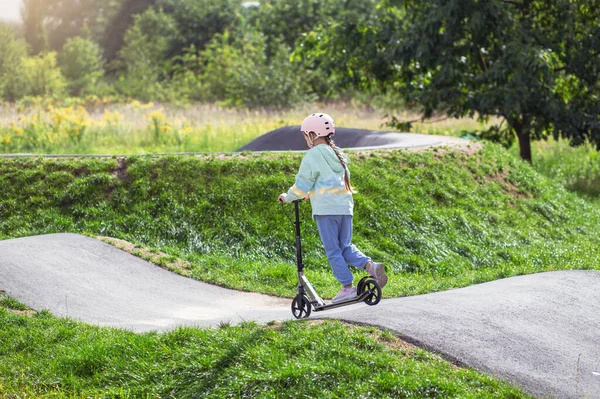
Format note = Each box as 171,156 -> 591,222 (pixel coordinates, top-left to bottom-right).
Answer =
283,144 -> 353,217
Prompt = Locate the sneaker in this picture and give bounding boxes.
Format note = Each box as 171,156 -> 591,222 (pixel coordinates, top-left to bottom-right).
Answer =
368,262 -> 388,289
332,286 -> 357,303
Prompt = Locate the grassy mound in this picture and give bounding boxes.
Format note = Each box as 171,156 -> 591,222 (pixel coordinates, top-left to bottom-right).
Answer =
0,296 -> 528,398
1,144 -> 599,299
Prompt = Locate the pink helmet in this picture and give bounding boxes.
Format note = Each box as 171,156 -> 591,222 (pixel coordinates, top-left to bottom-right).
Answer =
301,113 -> 335,138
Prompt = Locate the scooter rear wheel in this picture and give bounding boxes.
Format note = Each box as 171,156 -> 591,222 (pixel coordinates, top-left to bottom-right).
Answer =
291,294 -> 312,319
356,276 -> 370,294
358,278 -> 382,306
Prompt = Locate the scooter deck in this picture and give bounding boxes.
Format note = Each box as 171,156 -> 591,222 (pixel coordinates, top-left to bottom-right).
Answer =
311,290 -> 374,312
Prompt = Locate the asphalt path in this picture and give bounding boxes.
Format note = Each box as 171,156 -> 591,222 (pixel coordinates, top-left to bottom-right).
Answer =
327,271 -> 600,399
0,234 -> 291,331
1,233 -> 599,399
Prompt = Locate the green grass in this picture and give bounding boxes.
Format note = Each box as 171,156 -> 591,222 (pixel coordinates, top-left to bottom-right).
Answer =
0,295 -> 529,398
513,138 -> 600,203
1,143 -> 599,300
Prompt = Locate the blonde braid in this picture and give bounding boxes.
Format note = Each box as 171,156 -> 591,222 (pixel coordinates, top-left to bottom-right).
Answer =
325,136 -> 356,193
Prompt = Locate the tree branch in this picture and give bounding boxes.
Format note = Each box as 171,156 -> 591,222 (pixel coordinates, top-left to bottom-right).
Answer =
501,0 -> 524,8
554,49 -> 600,73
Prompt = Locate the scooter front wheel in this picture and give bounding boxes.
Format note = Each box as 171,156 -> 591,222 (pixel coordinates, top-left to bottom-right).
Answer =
358,278 -> 382,306
291,294 -> 312,319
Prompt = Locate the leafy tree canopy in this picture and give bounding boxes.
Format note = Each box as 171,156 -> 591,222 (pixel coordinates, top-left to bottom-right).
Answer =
58,36 -> 105,96
0,23 -> 29,100
299,0 -> 600,162
157,0 -> 242,58
22,0 -> 124,53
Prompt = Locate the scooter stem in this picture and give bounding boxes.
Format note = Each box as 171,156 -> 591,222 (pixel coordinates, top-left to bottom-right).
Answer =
294,200 -> 304,273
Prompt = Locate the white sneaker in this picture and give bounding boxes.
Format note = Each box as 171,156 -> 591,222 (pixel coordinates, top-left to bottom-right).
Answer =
368,262 -> 388,289
332,286 -> 357,303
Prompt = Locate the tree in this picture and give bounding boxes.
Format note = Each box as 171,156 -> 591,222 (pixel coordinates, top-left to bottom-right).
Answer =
101,0 -> 156,62
157,0 -> 242,57
300,0 -> 600,162
22,0 -> 124,54
116,7 -> 179,100
199,29 -> 313,108
21,0 -> 48,54
58,36 -> 105,96
245,0 -> 377,98
0,23 -> 30,100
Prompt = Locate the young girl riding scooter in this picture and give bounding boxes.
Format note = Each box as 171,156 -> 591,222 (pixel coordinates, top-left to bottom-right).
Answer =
278,113 -> 388,303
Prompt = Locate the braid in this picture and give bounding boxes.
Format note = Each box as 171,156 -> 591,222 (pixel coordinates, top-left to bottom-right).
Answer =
325,136 -> 356,193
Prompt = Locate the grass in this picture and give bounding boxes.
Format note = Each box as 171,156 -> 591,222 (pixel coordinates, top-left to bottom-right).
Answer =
512,138 -> 600,204
0,130 -> 590,398
0,294 -> 529,398
1,143 -> 599,300
0,102 -> 490,155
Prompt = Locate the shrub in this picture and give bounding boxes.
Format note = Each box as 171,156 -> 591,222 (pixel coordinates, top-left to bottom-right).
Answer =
58,36 -> 105,96
227,37 -> 314,109
12,52 -> 66,99
0,23 -> 29,101
196,31 -> 237,103
116,7 -> 178,101
200,29 -> 313,108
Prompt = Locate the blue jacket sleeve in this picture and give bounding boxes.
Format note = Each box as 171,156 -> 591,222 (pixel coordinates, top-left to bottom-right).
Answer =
283,154 -> 318,202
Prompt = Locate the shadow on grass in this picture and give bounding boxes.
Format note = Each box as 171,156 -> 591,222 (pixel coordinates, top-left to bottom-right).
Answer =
171,326 -> 266,398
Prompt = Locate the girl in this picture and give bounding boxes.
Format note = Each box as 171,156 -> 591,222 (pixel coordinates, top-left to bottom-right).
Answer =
278,113 -> 388,303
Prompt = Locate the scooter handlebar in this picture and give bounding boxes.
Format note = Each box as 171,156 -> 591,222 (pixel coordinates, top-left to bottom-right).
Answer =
279,198 -> 302,204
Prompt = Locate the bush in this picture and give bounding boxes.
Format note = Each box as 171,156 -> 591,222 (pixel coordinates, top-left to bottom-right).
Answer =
200,29 -> 313,108
58,36 -> 105,96
244,0 -> 377,99
227,37 -> 314,108
116,7 -> 178,101
12,52 -> 66,99
196,31 -> 237,103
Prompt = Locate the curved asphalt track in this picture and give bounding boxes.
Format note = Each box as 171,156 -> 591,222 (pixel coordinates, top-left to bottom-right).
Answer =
236,126 -> 468,152
0,234 -> 291,331
1,234 -> 599,399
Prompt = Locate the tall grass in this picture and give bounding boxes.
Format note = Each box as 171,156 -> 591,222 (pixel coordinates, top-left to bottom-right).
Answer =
0,102 -> 489,155
514,138 -> 600,202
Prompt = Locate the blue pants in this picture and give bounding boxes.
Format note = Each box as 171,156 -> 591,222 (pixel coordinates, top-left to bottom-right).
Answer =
315,215 -> 372,286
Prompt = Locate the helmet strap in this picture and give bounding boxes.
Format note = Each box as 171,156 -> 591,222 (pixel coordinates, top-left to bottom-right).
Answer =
305,132 -> 316,148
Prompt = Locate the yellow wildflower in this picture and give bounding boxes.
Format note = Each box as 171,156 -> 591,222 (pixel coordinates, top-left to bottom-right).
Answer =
147,110 -> 167,122
180,127 -> 193,136
104,109 -> 123,125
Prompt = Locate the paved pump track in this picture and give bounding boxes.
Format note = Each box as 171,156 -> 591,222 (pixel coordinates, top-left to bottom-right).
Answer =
1,233 -> 599,399
236,126 -> 469,152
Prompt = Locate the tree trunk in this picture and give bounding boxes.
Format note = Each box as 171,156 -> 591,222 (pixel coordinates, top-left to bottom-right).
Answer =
513,116 -> 532,163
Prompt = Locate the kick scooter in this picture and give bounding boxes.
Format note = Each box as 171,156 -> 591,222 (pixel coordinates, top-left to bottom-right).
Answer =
283,199 -> 382,319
